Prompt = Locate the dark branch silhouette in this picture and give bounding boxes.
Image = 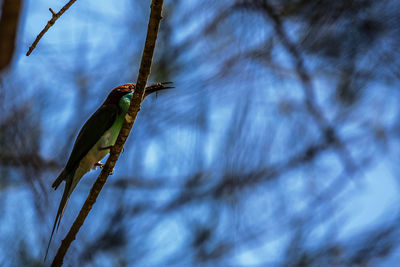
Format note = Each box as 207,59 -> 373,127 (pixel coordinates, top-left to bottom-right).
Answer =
26,0 -> 77,56
50,0 -> 165,266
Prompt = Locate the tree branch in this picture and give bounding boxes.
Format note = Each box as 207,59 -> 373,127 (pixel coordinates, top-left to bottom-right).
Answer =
50,0 -> 164,266
26,0 -> 77,56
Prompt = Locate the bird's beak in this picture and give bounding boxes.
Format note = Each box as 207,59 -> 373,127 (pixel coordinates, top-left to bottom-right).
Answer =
144,82 -> 174,97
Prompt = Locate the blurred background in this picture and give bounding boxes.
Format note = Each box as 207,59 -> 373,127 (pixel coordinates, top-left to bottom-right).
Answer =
1,0 -> 400,266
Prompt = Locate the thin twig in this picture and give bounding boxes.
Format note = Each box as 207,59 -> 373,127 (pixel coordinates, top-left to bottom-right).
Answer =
26,0 -> 77,56
50,0 -> 164,266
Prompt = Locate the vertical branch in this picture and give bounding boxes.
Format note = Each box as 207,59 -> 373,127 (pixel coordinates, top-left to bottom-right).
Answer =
50,0 -> 164,266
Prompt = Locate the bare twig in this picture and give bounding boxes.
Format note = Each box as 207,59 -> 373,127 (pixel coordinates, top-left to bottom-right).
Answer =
26,0 -> 77,56
50,0 -> 164,266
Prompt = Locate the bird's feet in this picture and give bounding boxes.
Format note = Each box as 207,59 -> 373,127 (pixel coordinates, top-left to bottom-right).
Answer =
95,161 -> 114,175
94,162 -> 104,169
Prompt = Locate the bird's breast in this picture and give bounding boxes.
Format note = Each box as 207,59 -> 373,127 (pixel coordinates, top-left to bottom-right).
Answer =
75,114 -> 125,179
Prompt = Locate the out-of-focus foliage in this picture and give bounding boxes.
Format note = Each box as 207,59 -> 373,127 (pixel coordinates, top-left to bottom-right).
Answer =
1,0 -> 400,266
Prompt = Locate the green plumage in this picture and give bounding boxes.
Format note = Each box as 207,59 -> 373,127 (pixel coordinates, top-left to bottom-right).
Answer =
45,88 -> 133,261
45,82 -> 173,261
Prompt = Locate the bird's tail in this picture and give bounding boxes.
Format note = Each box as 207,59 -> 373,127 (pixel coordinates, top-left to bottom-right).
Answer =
44,170 -> 74,262
52,169 -> 67,190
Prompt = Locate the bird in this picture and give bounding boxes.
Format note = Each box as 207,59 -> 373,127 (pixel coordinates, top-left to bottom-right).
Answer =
45,82 -> 173,260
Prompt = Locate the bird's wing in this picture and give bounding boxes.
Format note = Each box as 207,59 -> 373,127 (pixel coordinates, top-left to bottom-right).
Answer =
64,104 -> 119,173
46,104 -> 119,261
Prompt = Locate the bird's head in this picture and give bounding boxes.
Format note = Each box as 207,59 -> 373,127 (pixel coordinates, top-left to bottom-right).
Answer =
103,84 -> 135,105
104,83 -> 135,104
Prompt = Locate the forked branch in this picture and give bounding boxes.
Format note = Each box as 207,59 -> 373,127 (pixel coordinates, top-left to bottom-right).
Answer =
26,0 -> 77,56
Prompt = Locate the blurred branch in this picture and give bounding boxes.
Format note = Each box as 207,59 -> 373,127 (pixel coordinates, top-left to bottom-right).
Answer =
26,0 -> 77,56
235,1 -> 326,125
237,0 -> 359,174
0,152 -> 60,170
112,176 -> 168,189
50,0 -> 165,266
0,0 -> 22,71
162,141 -> 333,211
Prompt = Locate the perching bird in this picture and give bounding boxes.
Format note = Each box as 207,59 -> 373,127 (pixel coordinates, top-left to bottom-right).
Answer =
45,82 -> 173,260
